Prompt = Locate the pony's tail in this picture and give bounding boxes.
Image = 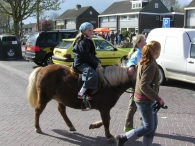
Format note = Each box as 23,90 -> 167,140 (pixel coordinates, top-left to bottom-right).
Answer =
27,67 -> 42,108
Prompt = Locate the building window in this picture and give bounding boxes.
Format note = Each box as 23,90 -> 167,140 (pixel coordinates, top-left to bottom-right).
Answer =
120,15 -> 128,21
66,19 -> 75,24
56,20 -> 64,26
101,17 -> 108,22
90,21 -> 96,24
89,11 -> 93,15
109,16 -> 116,22
132,1 -> 142,9
128,15 -> 138,20
155,3 -> 158,8
187,10 -> 195,18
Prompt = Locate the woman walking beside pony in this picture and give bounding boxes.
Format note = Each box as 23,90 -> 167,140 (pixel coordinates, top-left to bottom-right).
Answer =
117,41 -> 165,146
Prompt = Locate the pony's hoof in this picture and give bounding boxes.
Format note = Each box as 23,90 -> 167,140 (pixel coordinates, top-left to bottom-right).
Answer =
107,137 -> 116,143
35,129 -> 42,133
89,124 -> 95,129
69,127 -> 76,131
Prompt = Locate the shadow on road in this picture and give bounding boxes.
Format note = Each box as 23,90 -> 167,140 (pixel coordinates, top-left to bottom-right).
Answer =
156,133 -> 195,144
161,79 -> 194,91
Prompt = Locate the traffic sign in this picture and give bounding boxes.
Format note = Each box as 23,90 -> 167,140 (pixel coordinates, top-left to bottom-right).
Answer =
162,18 -> 170,28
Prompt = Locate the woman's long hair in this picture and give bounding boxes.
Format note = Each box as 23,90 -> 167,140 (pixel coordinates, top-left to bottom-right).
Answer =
140,41 -> 161,65
127,34 -> 144,59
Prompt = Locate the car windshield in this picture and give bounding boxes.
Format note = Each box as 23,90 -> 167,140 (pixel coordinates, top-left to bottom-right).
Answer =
1,36 -> 18,45
56,41 -> 73,49
26,33 -> 39,46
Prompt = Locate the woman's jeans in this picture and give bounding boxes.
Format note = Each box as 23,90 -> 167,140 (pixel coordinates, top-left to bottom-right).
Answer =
134,101 -> 158,145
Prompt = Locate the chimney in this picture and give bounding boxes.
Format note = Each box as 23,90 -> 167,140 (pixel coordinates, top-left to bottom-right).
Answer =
76,4 -> 81,10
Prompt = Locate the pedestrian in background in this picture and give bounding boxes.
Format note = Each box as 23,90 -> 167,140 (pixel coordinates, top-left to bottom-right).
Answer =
117,34 -> 121,46
115,31 -> 119,45
110,31 -> 115,45
105,32 -> 110,42
116,41 -> 165,146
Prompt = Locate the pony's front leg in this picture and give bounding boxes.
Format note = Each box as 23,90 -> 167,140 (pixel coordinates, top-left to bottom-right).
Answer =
100,110 -> 116,143
58,103 -> 76,131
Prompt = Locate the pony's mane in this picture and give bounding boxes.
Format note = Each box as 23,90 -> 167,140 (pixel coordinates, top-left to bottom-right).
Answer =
96,65 -> 130,87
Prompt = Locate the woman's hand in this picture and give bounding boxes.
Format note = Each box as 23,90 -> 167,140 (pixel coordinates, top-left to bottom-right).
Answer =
127,66 -> 135,76
159,98 -> 165,106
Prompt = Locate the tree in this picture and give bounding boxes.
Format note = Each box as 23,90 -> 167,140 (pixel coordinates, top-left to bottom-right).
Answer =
38,19 -> 53,31
35,0 -> 66,31
0,13 -> 11,33
161,0 -> 180,11
0,0 -> 38,38
0,0 -> 65,38
49,12 -> 60,21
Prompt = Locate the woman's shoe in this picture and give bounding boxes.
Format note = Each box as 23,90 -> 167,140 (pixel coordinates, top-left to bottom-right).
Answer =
116,135 -> 127,146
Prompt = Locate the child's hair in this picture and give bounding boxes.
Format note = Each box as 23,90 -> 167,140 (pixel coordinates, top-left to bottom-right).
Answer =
140,41 -> 161,65
127,34 -> 144,59
73,31 -> 85,46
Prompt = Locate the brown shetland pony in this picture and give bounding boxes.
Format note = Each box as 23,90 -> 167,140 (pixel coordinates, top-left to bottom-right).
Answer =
27,64 -> 136,143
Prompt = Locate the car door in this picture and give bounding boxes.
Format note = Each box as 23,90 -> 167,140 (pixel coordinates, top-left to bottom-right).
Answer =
186,43 -> 195,82
93,39 -> 120,66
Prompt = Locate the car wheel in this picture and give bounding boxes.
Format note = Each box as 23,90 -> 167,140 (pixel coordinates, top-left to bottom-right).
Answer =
34,61 -> 43,66
43,54 -> 53,66
120,56 -> 128,66
159,67 -> 166,85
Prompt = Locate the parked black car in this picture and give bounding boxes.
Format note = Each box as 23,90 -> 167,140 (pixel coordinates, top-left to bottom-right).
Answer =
24,30 -> 78,66
0,34 -> 22,60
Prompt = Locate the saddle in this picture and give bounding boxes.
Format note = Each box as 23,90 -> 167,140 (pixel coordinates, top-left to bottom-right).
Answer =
70,63 -> 101,96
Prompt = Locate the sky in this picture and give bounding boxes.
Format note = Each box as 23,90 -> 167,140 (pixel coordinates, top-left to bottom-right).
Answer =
23,0 -> 192,24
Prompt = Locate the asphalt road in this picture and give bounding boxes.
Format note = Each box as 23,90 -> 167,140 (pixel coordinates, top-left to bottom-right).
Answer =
0,58 -> 195,146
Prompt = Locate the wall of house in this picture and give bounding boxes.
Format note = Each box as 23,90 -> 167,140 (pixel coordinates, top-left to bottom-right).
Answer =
119,20 -> 138,29
141,0 -> 169,13
139,14 -> 161,33
186,10 -> 195,28
66,24 -> 76,29
100,22 -> 116,29
171,14 -> 184,28
77,7 -> 99,30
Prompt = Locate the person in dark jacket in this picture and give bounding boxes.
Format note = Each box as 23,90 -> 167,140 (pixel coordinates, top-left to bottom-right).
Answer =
110,31 -> 115,45
72,22 -> 101,100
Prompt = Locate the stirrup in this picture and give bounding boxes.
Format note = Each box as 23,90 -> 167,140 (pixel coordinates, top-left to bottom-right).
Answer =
81,97 -> 91,111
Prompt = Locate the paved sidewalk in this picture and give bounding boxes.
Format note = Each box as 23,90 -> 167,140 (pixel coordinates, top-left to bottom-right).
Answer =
0,61 -> 195,146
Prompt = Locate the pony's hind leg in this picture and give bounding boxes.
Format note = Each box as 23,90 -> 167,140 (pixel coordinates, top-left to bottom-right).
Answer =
99,110 -> 116,143
34,100 -> 48,133
89,120 -> 103,129
58,103 -> 76,131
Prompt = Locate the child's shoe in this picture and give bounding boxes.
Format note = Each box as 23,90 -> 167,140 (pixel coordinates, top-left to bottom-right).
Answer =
78,93 -> 85,99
